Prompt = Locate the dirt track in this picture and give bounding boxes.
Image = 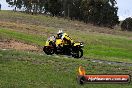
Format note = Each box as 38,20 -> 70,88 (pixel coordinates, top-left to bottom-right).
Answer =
0,39 -> 39,51
1,39 -> 132,67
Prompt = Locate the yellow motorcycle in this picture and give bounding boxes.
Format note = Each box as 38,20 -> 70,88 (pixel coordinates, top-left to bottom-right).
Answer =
43,37 -> 84,58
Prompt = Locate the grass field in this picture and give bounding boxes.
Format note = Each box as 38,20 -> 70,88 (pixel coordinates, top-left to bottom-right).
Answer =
0,27 -> 132,62
0,50 -> 132,88
0,11 -> 132,88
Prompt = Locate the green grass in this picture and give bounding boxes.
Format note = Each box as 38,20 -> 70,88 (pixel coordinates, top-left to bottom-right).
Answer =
84,34 -> 132,62
72,31 -> 132,62
1,28 -> 132,62
0,11 -> 73,29
0,28 -> 45,46
0,50 -> 132,88
0,10 -> 132,88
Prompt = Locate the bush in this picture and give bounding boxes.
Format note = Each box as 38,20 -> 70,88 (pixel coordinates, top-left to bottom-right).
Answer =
121,17 -> 132,31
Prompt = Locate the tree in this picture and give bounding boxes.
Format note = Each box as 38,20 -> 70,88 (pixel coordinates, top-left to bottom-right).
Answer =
6,0 -> 119,28
80,0 -> 119,27
0,3 -> 1,10
6,0 -> 23,11
69,0 -> 82,20
121,17 -> 132,31
6,0 -> 45,13
45,0 -> 62,16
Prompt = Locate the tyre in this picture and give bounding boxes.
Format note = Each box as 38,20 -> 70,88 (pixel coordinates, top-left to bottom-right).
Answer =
72,49 -> 83,58
43,46 -> 54,55
78,49 -> 83,58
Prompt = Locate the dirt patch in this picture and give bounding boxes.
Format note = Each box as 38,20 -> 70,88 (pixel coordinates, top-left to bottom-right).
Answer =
0,39 -> 40,51
128,37 -> 132,40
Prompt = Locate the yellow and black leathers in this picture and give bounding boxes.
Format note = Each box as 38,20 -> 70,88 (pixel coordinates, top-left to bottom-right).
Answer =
56,33 -> 73,46
55,38 -> 63,47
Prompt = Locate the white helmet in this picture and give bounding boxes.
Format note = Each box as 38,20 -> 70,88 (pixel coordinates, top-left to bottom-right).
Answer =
57,30 -> 63,34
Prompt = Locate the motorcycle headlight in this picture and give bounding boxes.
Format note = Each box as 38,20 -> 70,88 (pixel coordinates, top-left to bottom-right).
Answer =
80,44 -> 84,47
80,42 -> 83,45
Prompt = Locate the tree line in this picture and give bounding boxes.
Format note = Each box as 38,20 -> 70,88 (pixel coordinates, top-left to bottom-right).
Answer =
6,0 -> 119,28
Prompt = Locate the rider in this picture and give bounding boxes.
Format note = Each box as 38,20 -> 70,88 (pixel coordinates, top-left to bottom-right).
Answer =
56,30 -> 74,46
56,30 -> 74,54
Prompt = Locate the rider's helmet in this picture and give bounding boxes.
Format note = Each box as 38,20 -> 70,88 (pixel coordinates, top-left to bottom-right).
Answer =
57,30 -> 63,39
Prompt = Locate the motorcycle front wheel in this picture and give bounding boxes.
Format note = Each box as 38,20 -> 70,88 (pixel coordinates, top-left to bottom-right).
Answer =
43,46 -> 54,55
72,49 -> 83,58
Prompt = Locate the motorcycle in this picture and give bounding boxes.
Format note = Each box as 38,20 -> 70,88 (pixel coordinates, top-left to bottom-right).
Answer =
43,38 -> 84,58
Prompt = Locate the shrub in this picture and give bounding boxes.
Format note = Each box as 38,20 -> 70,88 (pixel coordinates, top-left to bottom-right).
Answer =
121,17 -> 132,31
